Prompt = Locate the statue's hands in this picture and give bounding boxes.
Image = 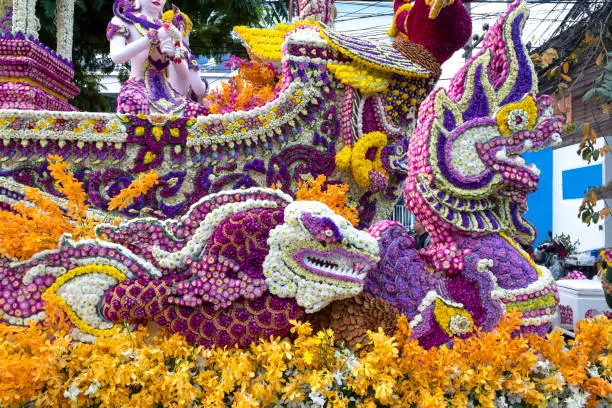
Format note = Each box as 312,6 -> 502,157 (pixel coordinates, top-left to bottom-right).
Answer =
159,38 -> 176,57
156,25 -> 172,42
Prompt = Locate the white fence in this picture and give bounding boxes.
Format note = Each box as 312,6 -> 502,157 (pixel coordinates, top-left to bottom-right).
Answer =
391,204 -> 414,229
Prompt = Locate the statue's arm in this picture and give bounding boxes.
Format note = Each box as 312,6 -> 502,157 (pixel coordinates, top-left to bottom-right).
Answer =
172,57 -> 190,81
189,70 -> 209,101
108,18 -> 148,64
108,17 -> 172,65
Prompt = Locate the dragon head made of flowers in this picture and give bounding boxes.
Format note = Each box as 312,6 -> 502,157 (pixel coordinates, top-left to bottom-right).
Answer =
405,0 -> 564,274
264,200 -> 379,313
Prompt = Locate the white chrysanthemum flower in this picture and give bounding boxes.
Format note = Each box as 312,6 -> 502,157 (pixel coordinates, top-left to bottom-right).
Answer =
566,385 -> 589,408
309,390 -> 326,407
587,363 -> 601,378
332,370 -> 344,386
63,382 -> 80,403
493,395 -> 509,408
84,380 -> 100,396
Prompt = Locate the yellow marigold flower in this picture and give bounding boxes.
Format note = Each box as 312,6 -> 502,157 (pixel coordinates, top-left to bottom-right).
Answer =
296,175 -> 359,226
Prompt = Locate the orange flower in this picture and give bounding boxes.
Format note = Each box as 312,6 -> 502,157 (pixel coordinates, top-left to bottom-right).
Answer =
296,175 -> 360,226
107,170 -> 159,211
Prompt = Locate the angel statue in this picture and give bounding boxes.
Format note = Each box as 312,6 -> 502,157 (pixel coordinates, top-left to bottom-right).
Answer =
106,0 -> 207,116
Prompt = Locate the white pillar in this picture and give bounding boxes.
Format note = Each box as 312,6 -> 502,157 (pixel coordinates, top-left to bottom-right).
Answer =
11,0 -> 38,38
11,0 -> 26,33
25,0 -> 38,38
55,0 -> 75,61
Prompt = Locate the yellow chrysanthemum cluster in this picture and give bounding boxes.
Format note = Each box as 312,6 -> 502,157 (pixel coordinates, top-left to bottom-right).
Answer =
296,174 -> 359,226
107,170 -> 160,211
336,131 -> 389,189
1,308 -> 610,408
234,24 -> 297,61
328,63 -> 390,94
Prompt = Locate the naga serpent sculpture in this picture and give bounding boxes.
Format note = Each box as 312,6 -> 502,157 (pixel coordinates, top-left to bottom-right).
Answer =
361,0 -> 562,348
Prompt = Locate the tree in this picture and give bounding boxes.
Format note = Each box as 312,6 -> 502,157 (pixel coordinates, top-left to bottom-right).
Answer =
531,2 -> 612,228
34,0 -> 289,112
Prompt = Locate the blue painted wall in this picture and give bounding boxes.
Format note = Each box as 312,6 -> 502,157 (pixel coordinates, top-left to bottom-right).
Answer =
523,148 -> 553,246
561,164 -> 603,200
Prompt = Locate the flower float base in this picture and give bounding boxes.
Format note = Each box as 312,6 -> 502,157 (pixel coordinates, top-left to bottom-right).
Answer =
0,31 -> 79,111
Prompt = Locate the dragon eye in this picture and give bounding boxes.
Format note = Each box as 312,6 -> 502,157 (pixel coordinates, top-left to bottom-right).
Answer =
300,212 -> 343,243
495,95 -> 538,137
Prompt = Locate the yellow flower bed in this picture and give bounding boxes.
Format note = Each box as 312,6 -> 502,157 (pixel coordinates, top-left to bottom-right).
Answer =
0,305 -> 610,408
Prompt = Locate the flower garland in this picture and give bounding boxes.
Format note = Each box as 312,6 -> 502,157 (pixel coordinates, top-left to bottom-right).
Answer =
0,309 -> 609,407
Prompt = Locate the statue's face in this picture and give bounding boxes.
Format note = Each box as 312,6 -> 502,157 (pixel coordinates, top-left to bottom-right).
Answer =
139,0 -> 166,17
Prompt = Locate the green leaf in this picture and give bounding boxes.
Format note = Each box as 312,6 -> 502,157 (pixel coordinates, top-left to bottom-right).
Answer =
582,211 -> 590,223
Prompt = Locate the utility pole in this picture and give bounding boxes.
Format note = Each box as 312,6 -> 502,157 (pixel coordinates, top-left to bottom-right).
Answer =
464,1 -> 472,61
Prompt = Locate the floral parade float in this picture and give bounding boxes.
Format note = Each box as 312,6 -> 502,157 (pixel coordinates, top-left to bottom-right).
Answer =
0,0 -> 611,406
0,0 -> 556,341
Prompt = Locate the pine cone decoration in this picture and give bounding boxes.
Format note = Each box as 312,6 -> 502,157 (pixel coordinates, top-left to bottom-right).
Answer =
306,293 -> 399,348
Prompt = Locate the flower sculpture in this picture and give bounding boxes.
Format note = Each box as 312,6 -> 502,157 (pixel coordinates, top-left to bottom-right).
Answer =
365,0 -> 563,348
295,0 -> 336,26
600,250 -> 612,308
0,0 -> 476,226
0,187 -> 378,347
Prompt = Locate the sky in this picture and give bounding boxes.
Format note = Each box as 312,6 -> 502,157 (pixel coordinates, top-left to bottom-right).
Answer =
333,0 -> 573,86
